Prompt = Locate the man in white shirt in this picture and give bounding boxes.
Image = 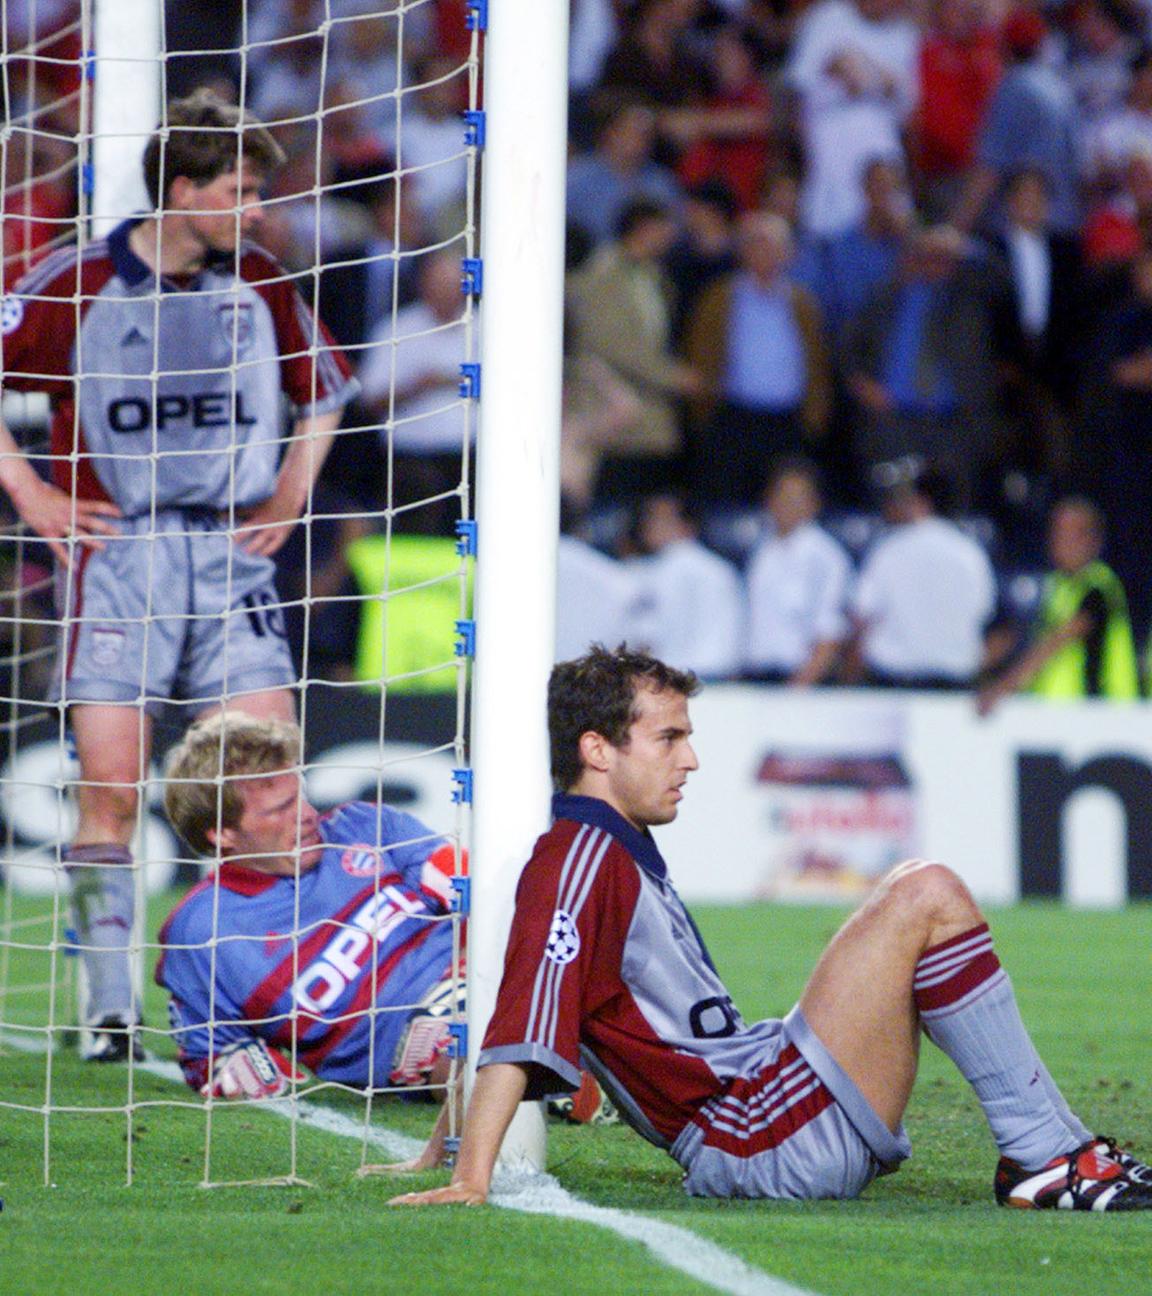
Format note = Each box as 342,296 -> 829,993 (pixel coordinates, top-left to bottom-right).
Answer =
744,459 -> 852,684
852,466 -> 997,687
555,500 -> 640,663
624,493 -> 743,679
786,0 -> 919,236
359,247 -> 468,529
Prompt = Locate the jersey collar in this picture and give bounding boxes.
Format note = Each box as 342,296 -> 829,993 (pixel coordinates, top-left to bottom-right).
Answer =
108,216 -> 236,291
215,862 -> 282,895
551,793 -> 667,880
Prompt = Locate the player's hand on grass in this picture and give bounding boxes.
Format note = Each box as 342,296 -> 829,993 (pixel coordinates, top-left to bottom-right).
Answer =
201,1039 -> 297,1100
8,474 -> 121,566
357,1146 -> 447,1176
388,1182 -> 487,1207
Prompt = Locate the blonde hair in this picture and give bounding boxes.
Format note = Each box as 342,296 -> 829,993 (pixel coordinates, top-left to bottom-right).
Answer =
164,712 -> 301,856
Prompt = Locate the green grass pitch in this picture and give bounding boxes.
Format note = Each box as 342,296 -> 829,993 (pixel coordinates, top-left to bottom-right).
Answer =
1,894 -> 1150,1295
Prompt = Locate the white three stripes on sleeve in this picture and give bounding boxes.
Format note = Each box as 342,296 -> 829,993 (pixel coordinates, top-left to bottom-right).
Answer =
525,825 -> 611,1052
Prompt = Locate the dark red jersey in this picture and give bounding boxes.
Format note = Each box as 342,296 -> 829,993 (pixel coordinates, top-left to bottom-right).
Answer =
478,794 -> 786,1148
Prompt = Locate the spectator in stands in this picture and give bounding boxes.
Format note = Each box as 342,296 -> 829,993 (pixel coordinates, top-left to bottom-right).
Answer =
1065,0 -> 1140,158
561,315 -> 644,511
359,247 -> 467,527
566,97 -> 684,247
399,54 -> 470,238
1082,147 -> 1152,268
570,0 -> 621,143
667,22 -> 777,213
744,458 -> 852,685
665,179 -> 741,344
851,465 -> 997,688
318,173 -> 423,355
914,0 -> 1001,220
567,199 -> 703,500
596,0 -> 708,123
977,497 -> 1139,712
950,9 -> 1080,237
987,166 -> 1085,482
684,211 -> 831,504
555,498 -> 639,663
1085,48 -> 1152,189
1079,248 -> 1152,640
623,493 -> 744,679
800,155 -> 912,342
785,0 -> 919,237
844,223 -> 1009,507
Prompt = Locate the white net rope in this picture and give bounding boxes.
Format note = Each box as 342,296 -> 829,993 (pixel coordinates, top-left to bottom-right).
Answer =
0,0 -> 478,1187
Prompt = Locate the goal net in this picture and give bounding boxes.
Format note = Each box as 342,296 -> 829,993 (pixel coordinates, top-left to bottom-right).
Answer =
0,0 -> 485,1187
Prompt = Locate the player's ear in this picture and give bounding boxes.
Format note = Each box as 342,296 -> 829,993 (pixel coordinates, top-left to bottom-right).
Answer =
167,174 -> 197,212
206,824 -> 235,855
578,729 -> 612,775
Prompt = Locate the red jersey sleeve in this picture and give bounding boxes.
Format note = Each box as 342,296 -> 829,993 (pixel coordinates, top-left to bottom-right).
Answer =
241,248 -> 357,416
477,821 -> 640,1099
0,248 -> 88,396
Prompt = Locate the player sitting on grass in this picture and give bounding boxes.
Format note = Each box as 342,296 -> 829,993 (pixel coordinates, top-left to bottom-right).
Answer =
156,713 -> 462,1108
392,643 -> 1152,1210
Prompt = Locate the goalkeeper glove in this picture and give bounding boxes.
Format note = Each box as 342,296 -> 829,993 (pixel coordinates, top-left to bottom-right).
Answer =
201,1039 -> 301,1101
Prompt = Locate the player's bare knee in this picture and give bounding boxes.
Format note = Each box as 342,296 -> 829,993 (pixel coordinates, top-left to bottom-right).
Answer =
878,860 -> 979,929
76,782 -> 140,839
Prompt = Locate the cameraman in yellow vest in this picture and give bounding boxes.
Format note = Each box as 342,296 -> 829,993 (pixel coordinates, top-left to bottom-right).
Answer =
977,497 -> 1139,714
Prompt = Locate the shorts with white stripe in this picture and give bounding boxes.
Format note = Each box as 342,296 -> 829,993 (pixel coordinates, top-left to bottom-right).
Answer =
671,1007 -> 911,1200
51,510 -> 295,716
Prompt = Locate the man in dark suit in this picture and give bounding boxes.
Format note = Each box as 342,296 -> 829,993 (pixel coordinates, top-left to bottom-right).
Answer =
987,165 -> 1084,482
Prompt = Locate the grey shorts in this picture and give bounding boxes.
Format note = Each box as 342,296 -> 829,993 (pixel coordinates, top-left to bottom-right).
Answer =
670,1006 -> 912,1200
51,509 -> 296,715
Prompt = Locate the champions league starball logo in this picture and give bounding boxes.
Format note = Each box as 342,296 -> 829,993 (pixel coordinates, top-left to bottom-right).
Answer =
545,909 -> 580,965
1,296 -> 25,336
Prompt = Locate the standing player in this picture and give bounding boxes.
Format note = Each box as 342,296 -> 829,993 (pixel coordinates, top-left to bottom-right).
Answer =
157,712 -> 461,1115
0,90 -> 358,1059
393,644 -> 1152,1209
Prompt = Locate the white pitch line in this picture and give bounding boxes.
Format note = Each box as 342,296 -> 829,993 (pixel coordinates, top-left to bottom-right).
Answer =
3,1033 -> 816,1296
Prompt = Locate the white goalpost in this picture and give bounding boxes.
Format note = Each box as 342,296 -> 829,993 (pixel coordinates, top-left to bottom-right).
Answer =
0,0 -> 566,1186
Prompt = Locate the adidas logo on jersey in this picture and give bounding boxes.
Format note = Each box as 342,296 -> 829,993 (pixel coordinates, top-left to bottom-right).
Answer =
122,325 -> 148,347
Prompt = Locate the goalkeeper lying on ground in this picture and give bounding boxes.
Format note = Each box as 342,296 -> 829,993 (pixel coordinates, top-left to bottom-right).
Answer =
156,713 -> 462,1104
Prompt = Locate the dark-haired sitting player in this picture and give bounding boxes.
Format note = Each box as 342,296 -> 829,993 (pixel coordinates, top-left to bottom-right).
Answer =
392,644 -> 1152,1209
0,90 -> 358,1059
156,712 -> 461,1118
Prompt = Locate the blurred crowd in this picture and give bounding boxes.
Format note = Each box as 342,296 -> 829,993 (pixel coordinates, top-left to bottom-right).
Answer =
6,0 -> 1152,700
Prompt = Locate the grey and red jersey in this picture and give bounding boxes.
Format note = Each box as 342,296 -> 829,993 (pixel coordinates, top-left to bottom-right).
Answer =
0,219 -> 357,517
478,793 -> 795,1148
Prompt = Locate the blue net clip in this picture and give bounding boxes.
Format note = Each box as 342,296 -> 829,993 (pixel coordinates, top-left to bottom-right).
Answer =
63,927 -> 80,956
463,109 -> 486,150
465,0 -> 488,32
81,163 -> 95,197
448,1022 -> 468,1058
455,618 -> 476,658
455,519 -> 477,557
452,768 -> 473,804
450,875 -> 471,915
458,362 -> 481,400
84,50 -> 96,81
461,257 -> 483,298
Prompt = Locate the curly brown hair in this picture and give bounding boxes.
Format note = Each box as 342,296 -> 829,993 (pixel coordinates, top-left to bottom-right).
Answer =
548,644 -> 699,792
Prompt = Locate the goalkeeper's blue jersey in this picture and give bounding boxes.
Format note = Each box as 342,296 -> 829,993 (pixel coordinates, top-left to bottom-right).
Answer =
156,801 -> 458,1088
